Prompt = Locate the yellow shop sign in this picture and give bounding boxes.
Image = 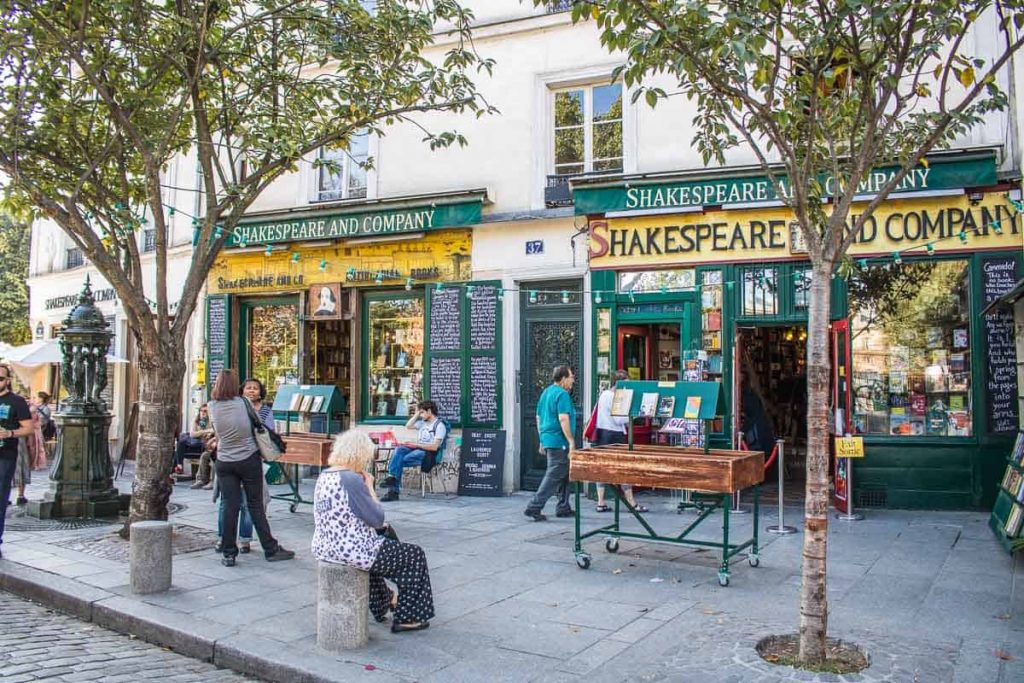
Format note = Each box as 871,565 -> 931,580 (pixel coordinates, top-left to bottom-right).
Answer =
589,194 -> 1021,269
208,229 -> 471,294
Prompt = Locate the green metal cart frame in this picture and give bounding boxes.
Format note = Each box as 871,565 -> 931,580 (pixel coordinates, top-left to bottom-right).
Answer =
571,380 -> 761,587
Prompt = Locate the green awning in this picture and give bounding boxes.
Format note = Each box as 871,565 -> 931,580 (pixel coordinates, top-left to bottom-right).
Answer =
571,153 -> 998,216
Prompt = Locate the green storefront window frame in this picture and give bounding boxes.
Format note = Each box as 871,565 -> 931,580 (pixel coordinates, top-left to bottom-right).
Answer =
845,251 -> 1022,446
360,289 -> 426,425
237,295 -> 302,396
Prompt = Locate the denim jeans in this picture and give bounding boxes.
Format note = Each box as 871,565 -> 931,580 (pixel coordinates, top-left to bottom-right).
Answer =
218,489 -> 253,542
215,452 -> 278,558
0,456 -> 16,548
526,448 -> 571,514
387,447 -> 426,492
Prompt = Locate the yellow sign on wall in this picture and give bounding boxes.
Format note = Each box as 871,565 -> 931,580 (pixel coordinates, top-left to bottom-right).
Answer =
834,436 -> 865,458
208,229 -> 472,295
589,194 -> 1021,269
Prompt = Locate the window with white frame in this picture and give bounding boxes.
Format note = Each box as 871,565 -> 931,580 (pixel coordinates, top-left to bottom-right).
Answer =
65,247 -> 84,269
553,83 -> 623,176
315,130 -> 369,202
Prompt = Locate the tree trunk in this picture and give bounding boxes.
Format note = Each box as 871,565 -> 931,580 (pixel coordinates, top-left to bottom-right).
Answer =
798,260 -> 834,664
121,341 -> 186,537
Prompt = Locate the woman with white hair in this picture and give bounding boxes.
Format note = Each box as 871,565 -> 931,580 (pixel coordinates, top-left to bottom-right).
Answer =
312,431 -> 434,633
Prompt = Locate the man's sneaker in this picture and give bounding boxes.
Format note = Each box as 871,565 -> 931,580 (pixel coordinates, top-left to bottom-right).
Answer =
555,508 -> 575,518
190,480 -> 208,489
265,548 -> 295,562
523,509 -> 547,522
381,491 -> 400,502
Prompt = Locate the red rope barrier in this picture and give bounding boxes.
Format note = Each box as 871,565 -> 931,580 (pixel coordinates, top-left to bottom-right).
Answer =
763,442 -> 779,470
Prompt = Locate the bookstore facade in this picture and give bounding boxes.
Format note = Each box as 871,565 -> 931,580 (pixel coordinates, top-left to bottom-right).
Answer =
204,190 -> 504,436
576,152 -> 1023,509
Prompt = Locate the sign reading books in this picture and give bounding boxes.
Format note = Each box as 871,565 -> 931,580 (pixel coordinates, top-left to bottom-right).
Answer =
205,295 -> 229,391
982,256 -> 1019,433
425,281 -> 502,427
457,429 -> 506,497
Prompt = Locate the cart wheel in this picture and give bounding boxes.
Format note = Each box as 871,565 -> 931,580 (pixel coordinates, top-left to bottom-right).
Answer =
717,572 -> 730,587
748,553 -> 760,567
605,538 -> 620,553
575,554 -> 591,570
289,503 -> 298,513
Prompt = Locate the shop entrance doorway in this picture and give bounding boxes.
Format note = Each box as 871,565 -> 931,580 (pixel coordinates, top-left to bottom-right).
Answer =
617,324 -> 683,382
736,326 -> 808,492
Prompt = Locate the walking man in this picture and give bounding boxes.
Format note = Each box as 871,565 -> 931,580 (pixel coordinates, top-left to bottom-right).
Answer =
381,400 -> 446,502
524,365 -> 576,522
0,365 -> 34,558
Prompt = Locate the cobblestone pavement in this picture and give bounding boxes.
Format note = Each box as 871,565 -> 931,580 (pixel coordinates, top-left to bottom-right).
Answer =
0,591 -> 253,682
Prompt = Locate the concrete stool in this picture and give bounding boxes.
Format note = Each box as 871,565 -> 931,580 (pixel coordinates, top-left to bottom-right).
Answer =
130,521 -> 172,594
317,561 -> 369,651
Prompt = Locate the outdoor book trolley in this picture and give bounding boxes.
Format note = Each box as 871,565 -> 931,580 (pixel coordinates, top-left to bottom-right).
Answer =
570,380 -> 764,586
270,384 -> 345,512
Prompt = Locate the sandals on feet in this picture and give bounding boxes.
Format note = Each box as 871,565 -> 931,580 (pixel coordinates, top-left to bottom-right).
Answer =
633,504 -> 649,513
595,504 -> 612,513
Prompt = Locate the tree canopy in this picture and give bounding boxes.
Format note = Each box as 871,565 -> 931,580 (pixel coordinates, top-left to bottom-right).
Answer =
0,214 -> 31,345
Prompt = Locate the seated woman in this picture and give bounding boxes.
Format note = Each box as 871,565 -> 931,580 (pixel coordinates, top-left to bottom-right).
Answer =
312,431 -> 434,633
175,404 -> 214,474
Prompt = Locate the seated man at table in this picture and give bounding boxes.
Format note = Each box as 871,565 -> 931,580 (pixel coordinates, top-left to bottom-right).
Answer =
381,400 -> 446,502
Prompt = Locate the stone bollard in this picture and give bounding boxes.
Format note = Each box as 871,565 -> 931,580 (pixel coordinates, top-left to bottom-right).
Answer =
317,561 -> 369,651
130,521 -> 172,594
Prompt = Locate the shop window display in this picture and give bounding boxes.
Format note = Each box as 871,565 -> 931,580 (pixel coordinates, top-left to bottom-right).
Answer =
367,296 -> 424,418
247,303 -> 300,405
741,267 -> 779,316
619,268 -> 696,294
849,260 -> 972,437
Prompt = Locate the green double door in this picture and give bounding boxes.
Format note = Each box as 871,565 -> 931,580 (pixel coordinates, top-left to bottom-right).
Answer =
238,296 -> 300,406
519,281 -> 583,491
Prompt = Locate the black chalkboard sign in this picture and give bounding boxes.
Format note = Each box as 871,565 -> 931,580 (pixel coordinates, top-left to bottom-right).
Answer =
470,285 -> 498,351
457,429 -> 506,497
982,256 -> 1019,433
429,287 -> 462,352
470,356 -> 498,424
206,295 -> 229,390
429,356 -> 462,423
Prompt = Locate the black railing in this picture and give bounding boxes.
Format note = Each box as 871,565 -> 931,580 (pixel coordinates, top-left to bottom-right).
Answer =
65,247 -> 84,269
546,1 -> 574,13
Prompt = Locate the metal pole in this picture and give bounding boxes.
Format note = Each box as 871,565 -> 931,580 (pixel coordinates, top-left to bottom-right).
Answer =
767,438 -> 796,534
835,457 -> 864,521
730,488 -> 749,514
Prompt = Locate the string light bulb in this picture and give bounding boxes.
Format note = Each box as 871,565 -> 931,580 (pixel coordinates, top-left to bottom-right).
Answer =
893,251 -> 902,265
319,258 -> 328,271
991,220 -> 1003,235
925,243 -> 935,255
374,271 -> 384,285
496,287 -> 504,300
265,245 -> 273,257
239,240 -> 247,249
561,290 -> 570,304
291,251 -> 300,263
528,290 -> 538,304
958,230 -> 968,244
594,290 -> 603,305
857,259 -> 868,269
466,285 -> 475,299
346,267 -> 357,280
405,277 -> 414,291
435,282 -> 443,292
629,289 -> 635,303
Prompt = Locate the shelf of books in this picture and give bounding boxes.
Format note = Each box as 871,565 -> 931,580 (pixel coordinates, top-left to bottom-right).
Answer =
700,270 -> 724,383
304,318 -> 352,430
989,431 -> 1024,552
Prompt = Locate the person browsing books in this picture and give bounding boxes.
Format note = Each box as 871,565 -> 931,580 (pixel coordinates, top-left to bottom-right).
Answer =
524,365 -> 576,522
380,400 -> 446,502
594,370 -> 648,513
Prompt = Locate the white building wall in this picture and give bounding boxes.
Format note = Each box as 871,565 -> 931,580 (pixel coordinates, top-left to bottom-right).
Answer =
26,4 -> 1021,488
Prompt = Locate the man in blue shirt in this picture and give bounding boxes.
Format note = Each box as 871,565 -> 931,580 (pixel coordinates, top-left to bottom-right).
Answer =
524,365 -> 576,521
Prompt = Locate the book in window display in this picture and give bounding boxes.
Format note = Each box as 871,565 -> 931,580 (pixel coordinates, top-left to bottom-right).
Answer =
656,395 -> 676,418
610,388 -> 634,417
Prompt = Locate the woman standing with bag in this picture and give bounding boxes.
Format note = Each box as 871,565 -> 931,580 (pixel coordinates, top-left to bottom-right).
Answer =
594,370 -> 648,513
208,369 -> 294,567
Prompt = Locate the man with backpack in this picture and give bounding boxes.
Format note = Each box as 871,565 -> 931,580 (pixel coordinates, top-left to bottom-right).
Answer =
381,400 -> 447,502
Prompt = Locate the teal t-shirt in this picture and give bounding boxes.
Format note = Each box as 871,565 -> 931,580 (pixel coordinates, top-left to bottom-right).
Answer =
537,383 -> 576,449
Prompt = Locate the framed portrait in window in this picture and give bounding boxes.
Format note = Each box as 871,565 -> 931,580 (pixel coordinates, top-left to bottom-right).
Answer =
308,283 -> 342,320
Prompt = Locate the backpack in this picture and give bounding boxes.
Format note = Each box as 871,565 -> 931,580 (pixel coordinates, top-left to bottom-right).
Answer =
420,419 -> 450,473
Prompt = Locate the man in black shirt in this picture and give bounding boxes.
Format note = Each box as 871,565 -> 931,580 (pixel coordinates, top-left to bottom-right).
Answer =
0,364 -> 33,558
